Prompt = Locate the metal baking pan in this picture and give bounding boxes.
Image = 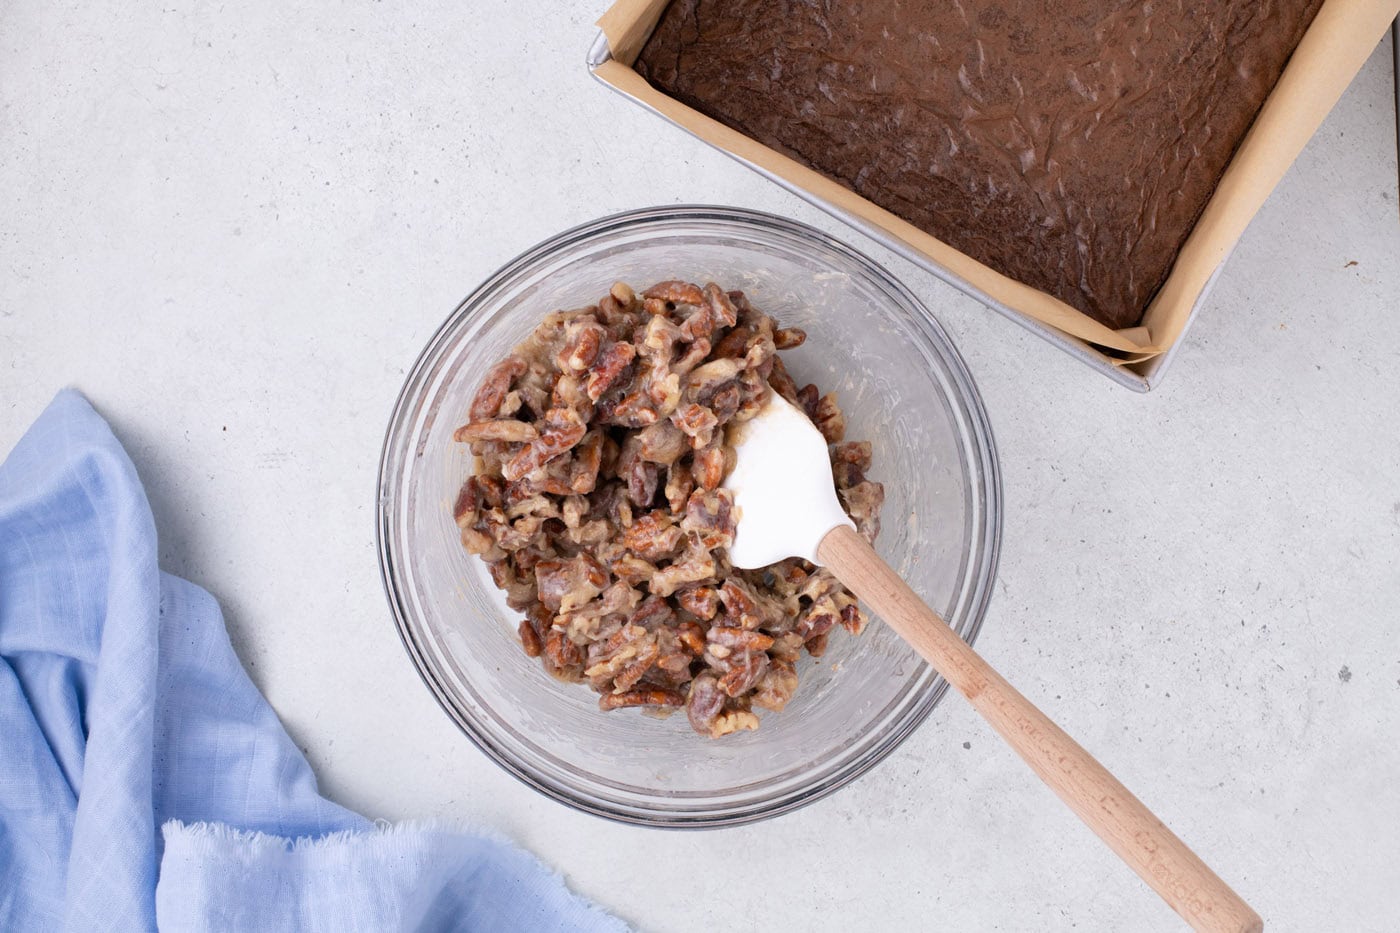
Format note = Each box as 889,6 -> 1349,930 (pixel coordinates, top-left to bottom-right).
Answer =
587,31 -> 1222,392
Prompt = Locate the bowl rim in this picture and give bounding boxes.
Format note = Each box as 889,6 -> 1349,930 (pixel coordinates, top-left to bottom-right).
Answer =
376,203 -> 1003,828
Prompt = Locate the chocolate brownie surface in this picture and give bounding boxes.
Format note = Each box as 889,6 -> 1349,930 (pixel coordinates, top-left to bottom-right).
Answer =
636,0 -> 1323,329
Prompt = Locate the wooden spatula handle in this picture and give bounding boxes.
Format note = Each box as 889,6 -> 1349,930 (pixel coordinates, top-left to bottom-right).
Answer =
817,524 -> 1262,933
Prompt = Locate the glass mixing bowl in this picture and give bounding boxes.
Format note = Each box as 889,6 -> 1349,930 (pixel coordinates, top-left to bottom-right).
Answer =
377,206 -> 1001,827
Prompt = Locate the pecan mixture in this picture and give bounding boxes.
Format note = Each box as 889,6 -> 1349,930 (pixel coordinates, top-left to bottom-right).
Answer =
452,280 -> 884,738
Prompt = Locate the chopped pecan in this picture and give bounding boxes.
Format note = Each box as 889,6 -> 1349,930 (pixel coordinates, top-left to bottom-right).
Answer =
768,632 -> 805,663
686,358 -> 743,396
569,430 -> 604,493
621,510 -> 684,561
556,320 -> 606,373
707,383 -> 741,423
840,479 -> 886,542
502,407 -> 587,482
686,674 -> 725,735
550,373 -> 591,412
637,419 -> 688,464
611,554 -> 658,587
671,338 -> 711,378
518,619 -> 544,658
655,650 -> 693,683
642,313 -> 683,356
626,455 -> 660,508
840,602 -> 868,635
727,289 -> 752,315
680,303 -> 715,343
672,403 -> 719,448
645,365 -> 682,414
717,577 -> 783,630
832,440 -> 872,470
609,280 -> 635,307
676,585 -> 720,620
599,687 -> 685,711
643,280 -> 705,306
585,342 -> 635,401
584,625 -> 657,691
568,519 -> 613,547
677,620 -> 707,655
649,544 -> 717,598
702,282 -> 739,328
452,481 -> 480,528
459,525 -> 497,557
506,494 -> 558,521
482,509 -> 534,551
534,553 -> 607,613
712,326 -> 752,360
608,390 -> 659,428
468,356 -> 527,422
719,651 -> 769,698
542,631 -> 584,681
612,640 -> 660,693
742,327 -> 777,372
514,546 -> 551,576
691,445 -> 725,490
597,295 -> 631,332
664,463 -> 694,513
681,488 -> 736,551
514,360 -> 554,417
767,356 -> 800,405
773,326 -> 806,349
812,392 -> 846,443
507,460 -> 574,501
559,581 -> 641,644
797,603 -> 840,641
707,627 -> 775,652
627,594 -> 675,629
753,660 -> 798,711
453,419 -> 538,444
709,708 -> 760,738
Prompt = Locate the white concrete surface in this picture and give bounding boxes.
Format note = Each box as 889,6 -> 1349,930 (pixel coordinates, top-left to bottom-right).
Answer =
2,3 -> 1398,930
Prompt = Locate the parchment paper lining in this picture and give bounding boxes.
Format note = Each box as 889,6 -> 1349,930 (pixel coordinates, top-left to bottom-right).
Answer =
597,0 -> 1397,364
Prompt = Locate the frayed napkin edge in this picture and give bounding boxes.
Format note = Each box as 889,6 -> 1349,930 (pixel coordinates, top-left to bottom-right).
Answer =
162,818 -> 519,854
159,819 -> 633,931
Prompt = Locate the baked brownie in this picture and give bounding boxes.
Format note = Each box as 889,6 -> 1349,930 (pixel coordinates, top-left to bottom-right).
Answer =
635,0 -> 1323,329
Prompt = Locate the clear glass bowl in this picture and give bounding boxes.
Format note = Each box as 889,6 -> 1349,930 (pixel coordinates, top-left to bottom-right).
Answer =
377,206 -> 1001,827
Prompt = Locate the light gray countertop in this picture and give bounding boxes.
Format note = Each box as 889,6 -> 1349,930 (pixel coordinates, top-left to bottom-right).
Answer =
3,4 -> 1397,930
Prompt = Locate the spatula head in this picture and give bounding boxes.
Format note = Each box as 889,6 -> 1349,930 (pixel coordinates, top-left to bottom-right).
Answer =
723,391 -> 854,569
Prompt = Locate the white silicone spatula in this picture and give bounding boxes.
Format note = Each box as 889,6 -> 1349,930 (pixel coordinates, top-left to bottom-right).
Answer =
724,392 -> 1263,933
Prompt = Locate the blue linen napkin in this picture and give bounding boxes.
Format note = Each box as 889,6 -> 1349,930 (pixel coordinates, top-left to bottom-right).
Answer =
0,390 -> 627,933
